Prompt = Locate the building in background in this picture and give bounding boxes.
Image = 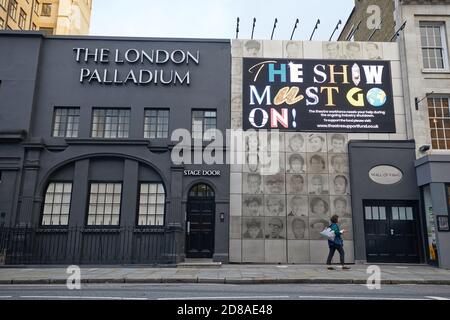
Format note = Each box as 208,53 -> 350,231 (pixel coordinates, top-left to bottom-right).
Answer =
339,0 -> 450,269
0,0 -> 92,35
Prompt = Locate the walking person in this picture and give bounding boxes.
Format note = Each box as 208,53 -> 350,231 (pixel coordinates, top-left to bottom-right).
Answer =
326,215 -> 351,270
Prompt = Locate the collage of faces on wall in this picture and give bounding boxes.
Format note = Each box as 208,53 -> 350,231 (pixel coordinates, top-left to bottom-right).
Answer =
240,131 -> 353,261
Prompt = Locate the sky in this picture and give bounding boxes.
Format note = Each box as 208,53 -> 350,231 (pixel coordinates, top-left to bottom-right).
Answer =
89,0 -> 355,41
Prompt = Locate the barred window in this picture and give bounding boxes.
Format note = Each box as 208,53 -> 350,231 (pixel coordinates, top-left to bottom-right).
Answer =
91,108 -> 130,138
42,182 -> 72,226
18,9 -> 26,29
87,183 -> 121,226
428,97 -> 450,150
52,107 -> 80,138
420,22 -> 448,70
144,109 -> 169,139
41,2 -> 51,16
9,0 -> 17,20
192,110 -> 217,140
138,183 -> 165,226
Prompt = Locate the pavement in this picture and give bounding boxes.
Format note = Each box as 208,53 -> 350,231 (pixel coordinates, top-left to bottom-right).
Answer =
0,264 -> 450,285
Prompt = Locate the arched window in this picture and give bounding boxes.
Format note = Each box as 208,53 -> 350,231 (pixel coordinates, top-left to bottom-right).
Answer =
189,183 -> 215,198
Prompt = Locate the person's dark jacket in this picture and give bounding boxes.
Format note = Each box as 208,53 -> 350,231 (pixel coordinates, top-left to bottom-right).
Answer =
328,223 -> 343,247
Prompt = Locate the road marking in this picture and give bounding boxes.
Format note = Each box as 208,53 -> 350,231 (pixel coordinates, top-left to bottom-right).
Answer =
426,296 -> 450,300
0,296 -> 13,299
298,295 -> 427,300
158,295 -> 290,300
20,296 -> 148,300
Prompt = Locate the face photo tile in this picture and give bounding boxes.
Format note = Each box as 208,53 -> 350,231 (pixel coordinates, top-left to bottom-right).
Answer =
242,195 -> 264,216
287,195 -> 308,217
264,195 -> 287,216
243,173 -> 263,194
265,216 -> 287,240
309,218 -> 331,240
286,153 -> 306,173
286,132 -> 306,153
307,174 -> 329,195
307,153 -> 328,174
242,217 -> 265,239
287,216 -> 309,240
330,196 -> 352,218
264,173 -> 286,194
327,133 -> 348,153
286,173 -> 308,195
306,133 -> 327,153
328,154 -> 349,174
309,196 -> 330,219
330,174 -> 350,195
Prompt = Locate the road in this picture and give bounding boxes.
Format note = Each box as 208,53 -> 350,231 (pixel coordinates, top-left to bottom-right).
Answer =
0,283 -> 449,300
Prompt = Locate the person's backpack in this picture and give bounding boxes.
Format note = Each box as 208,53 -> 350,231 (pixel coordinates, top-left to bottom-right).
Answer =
320,226 -> 335,240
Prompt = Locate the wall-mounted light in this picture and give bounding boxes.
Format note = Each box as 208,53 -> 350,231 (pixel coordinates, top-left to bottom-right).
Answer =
220,212 -> 225,222
415,91 -> 434,110
419,145 -> 431,153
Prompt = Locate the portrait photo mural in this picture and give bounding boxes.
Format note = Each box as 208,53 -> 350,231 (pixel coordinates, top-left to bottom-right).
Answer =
230,40 -> 395,263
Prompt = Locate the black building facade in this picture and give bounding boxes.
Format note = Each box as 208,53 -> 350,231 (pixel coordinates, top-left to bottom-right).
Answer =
0,32 -> 230,264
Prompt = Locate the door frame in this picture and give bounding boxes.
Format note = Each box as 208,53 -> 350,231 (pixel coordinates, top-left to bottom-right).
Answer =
185,183 -> 216,259
363,199 -> 424,263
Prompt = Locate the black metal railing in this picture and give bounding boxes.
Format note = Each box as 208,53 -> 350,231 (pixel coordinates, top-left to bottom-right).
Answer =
0,225 -> 180,265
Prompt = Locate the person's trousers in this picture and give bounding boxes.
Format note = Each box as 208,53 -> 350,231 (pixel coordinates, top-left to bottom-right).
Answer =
326,244 -> 345,265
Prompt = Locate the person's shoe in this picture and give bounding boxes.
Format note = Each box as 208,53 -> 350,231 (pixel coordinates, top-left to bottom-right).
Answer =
327,266 -> 335,270
342,266 -> 351,270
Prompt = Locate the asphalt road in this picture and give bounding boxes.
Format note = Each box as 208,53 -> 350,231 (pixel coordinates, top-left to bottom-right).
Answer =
0,283 -> 449,300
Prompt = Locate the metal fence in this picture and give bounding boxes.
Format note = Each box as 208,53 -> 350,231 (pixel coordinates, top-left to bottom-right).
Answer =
0,225 -> 180,265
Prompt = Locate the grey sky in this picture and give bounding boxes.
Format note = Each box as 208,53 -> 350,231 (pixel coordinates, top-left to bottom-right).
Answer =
90,0 -> 355,40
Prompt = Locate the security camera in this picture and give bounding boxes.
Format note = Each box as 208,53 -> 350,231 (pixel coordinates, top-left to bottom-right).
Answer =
419,145 -> 431,152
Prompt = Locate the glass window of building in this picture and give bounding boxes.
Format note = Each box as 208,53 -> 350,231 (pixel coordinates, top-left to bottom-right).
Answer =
41,2 -> 51,16
0,0 -> 7,9
91,108 -> 130,138
428,97 -> 450,150
137,183 -> 165,226
87,183 -> 122,226
52,107 -> 80,138
144,109 -> 169,139
8,0 -> 17,20
18,9 -> 27,30
420,22 -> 448,70
0,17 -> 4,30
41,182 -> 72,226
192,110 -> 217,140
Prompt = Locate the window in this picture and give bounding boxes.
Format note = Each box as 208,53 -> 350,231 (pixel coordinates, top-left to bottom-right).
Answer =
8,0 -> 17,20
364,206 -> 386,220
41,2 -> 51,16
41,182 -> 72,226
52,107 -> 80,138
420,22 -> 448,70
18,9 -> 26,29
39,27 -> 53,35
144,109 -> 169,139
34,0 -> 40,15
91,108 -> 130,138
0,17 -> 4,30
392,207 -> 414,221
0,0 -> 7,9
428,97 -> 450,150
192,110 -> 217,140
87,183 -> 121,226
138,183 -> 165,226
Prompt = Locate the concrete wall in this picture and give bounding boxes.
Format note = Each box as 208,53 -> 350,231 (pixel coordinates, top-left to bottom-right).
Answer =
230,39 -> 406,264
